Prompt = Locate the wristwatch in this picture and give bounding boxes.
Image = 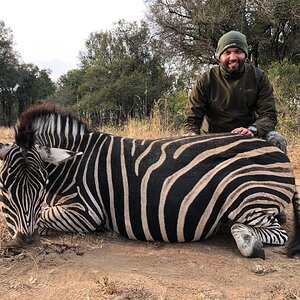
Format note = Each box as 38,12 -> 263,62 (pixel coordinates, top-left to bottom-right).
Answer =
248,125 -> 258,137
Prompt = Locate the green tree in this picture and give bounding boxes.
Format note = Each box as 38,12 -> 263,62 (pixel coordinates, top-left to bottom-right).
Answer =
146,0 -> 300,66
267,59 -> 300,134
16,63 -> 56,114
48,69 -> 83,107
57,20 -> 174,125
0,21 -> 19,126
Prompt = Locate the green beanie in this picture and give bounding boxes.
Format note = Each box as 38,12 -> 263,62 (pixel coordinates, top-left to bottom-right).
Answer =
216,31 -> 248,58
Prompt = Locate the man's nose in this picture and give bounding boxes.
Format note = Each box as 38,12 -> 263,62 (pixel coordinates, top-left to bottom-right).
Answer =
229,52 -> 238,60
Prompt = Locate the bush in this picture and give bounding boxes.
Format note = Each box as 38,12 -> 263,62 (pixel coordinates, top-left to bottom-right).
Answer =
267,59 -> 300,142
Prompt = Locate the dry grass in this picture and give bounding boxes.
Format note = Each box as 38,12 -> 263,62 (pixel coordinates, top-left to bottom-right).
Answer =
270,285 -> 300,300
0,127 -> 13,144
287,143 -> 300,175
1,123 -> 299,171
0,212 -> 10,254
98,117 -> 183,139
95,276 -> 161,299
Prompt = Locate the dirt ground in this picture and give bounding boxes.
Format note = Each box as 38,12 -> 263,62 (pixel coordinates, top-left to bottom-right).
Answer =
0,149 -> 300,299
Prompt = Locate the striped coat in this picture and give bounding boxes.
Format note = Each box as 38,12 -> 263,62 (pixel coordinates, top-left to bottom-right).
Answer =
0,103 -> 299,258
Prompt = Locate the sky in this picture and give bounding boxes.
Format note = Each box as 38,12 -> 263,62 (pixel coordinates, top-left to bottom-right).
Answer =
1,0 -> 147,81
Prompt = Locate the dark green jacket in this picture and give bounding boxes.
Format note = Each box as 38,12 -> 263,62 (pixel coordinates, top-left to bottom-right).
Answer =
184,63 -> 277,137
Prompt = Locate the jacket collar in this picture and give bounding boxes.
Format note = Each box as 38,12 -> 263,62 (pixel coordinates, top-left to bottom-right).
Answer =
219,63 -> 246,79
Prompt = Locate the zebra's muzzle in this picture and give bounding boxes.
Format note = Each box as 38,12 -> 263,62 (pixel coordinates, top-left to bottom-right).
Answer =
8,230 -> 41,248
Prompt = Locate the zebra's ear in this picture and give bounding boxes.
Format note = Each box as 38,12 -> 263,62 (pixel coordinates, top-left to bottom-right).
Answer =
35,145 -> 83,165
0,143 -> 13,160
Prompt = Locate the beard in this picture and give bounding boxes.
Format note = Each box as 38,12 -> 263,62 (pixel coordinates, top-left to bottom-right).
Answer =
221,58 -> 245,74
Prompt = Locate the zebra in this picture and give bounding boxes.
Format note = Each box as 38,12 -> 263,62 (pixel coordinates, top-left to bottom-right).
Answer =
0,103 -> 299,259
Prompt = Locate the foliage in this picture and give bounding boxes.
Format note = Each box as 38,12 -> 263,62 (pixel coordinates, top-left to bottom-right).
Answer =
49,69 -> 84,107
16,64 -> 55,114
146,0 -> 300,66
154,90 -> 188,125
52,20 -> 175,126
98,88 -> 188,140
0,21 -> 19,126
1,5 -> 300,136
267,59 -> 300,137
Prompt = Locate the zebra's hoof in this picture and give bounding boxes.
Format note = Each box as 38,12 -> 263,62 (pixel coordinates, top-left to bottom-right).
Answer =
231,223 -> 265,259
287,238 -> 300,257
251,240 -> 266,259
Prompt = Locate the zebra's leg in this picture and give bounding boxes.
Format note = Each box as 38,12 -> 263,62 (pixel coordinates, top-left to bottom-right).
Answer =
38,203 -> 104,235
231,221 -> 288,259
252,221 -> 288,245
38,203 -> 62,236
231,223 -> 265,259
39,228 -> 62,236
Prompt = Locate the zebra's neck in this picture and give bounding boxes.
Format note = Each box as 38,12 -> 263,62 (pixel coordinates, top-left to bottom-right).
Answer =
32,113 -> 91,150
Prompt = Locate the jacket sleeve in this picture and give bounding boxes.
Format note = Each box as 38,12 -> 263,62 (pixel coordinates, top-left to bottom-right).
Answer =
183,76 -> 208,134
254,71 -> 277,138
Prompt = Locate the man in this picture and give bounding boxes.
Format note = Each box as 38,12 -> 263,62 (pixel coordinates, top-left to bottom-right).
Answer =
183,30 -> 287,153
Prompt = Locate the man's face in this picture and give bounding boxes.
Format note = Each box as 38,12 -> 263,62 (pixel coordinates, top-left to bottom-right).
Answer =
219,47 -> 246,72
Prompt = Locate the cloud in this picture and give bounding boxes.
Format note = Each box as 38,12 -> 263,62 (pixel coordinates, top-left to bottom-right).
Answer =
1,0 -> 146,81
31,58 -> 78,81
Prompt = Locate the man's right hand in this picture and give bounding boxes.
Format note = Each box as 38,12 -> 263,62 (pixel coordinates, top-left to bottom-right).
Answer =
231,127 -> 254,136
183,132 -> 198,137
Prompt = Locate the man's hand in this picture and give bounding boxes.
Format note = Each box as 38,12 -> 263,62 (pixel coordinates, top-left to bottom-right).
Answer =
183,132 -> 198,137
231,127 -> 254,136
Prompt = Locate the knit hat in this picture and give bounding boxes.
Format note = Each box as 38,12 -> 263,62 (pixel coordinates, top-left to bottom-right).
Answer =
216,31 -> 248,58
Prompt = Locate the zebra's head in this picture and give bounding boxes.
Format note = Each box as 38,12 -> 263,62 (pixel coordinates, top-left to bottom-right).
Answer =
0,139 -> 82,248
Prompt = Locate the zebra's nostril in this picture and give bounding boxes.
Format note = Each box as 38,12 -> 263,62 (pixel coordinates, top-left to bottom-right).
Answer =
12,230 -> 41,248
20,234 -> 31,243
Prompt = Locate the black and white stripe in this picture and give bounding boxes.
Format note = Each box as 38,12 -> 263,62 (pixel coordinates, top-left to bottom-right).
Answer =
0,103 -> 299,258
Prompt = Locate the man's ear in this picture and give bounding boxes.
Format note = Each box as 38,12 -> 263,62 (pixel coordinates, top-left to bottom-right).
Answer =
35,145 -> 83,165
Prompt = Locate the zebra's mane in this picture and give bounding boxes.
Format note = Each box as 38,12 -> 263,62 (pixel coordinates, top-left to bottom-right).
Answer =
15,102 -> 91,149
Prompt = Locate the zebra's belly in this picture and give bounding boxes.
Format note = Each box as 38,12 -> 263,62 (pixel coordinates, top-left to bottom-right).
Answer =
112,209 -> 223,243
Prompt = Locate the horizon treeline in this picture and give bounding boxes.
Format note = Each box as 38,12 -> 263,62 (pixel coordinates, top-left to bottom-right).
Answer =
0,0 -> 299,133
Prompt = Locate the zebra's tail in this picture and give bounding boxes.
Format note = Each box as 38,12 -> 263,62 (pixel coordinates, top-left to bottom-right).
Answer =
287,191 -> 300,257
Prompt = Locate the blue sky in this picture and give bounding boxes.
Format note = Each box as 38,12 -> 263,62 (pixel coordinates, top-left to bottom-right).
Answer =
1,0 -> 146,80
